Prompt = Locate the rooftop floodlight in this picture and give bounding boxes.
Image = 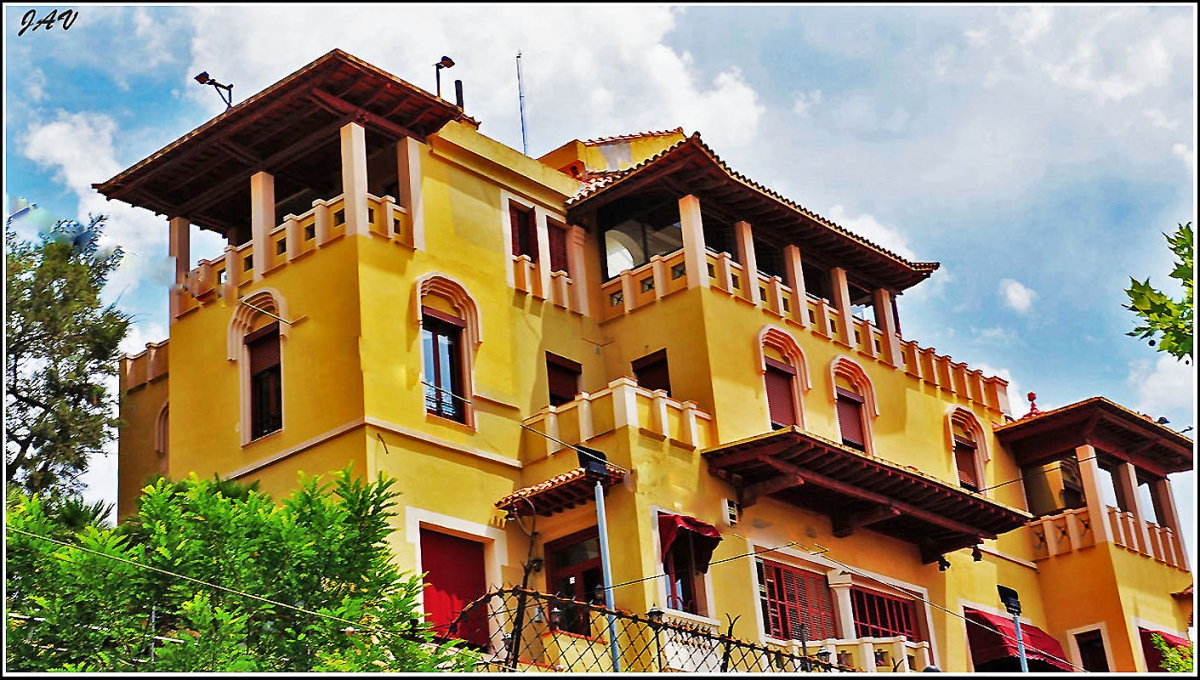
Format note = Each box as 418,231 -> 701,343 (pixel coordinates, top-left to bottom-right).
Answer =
434,55 -> 455,99
194,70 -> 233,109
1156,416 -> 1170,425
576,445 -> 609,480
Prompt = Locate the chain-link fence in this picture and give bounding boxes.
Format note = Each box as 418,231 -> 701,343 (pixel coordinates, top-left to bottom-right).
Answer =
448,587 -> 856,673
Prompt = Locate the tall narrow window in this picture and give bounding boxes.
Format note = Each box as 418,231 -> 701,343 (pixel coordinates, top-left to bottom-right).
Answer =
658,513 -> 721,617
545,528 -> 603,636
756,559 -> 837,641
851,587 -> 922,641
510,203 -> 538,261
765,358 -> 797,429
548,222 -> 570,274
633,349 -> 671,396
246,322 -> 282,440
547,353 -> 582,407
836,388 -> 866,451
422,309 -> 466,423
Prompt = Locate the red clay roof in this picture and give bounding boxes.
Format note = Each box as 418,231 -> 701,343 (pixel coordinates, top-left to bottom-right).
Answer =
995,396 -> 1193,475
496,465 -> 625,517
567,132 -> 939,291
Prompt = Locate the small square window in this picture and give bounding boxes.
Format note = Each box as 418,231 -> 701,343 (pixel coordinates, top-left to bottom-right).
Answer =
304,224 -> 315,241
276,240 -> 287,255
333,209 -> 345,226
671,263 -> 686,280
641,277 -> 655,293
243,255 -> 253,272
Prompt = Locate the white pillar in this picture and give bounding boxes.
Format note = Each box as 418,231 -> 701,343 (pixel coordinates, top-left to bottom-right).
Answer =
783,244 -> 809,328
567,226 -> 590,316
830,267 -> 854,347
827,572 -> 857,640
872,288 -> 902,368
734,221 -> 760,306
250,171 -> 274,281
396,136 -> 425,250
678,194 -> 709,289
340,121 -> 369,237
534,209 -> 553,300
1075,445 -> 1112,543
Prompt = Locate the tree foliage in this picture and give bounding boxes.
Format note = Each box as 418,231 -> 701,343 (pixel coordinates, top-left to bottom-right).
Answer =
5,215 -> 131,497
1152,633 -> 1194,673
1125,222 -> 1194,363
5,468 -> 475,672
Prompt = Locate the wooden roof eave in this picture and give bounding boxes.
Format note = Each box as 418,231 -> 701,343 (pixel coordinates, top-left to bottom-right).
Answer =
567,135 -> 939,292
94,49 -> 471,219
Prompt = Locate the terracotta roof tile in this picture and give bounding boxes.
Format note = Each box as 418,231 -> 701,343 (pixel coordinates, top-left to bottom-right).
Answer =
496,464 -> 625,517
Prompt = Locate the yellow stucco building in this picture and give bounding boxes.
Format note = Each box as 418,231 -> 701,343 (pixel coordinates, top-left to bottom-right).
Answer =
106,50 -> 1193,673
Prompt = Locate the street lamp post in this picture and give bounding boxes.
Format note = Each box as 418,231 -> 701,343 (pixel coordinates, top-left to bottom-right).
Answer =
579,446 -> 621,672
998,585 -> 1028,673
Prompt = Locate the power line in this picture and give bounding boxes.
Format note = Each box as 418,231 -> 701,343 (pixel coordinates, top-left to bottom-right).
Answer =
808,545 -> 1089,673
6,527 -> 424,646
419,380 -> 628,473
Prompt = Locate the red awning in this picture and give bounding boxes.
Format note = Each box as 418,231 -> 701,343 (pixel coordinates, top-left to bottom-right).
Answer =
1140,627 -> 1191,672
658,513 -> 722,574
964,608 -> 1073,672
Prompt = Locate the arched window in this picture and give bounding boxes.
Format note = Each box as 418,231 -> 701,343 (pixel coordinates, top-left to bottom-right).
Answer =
155,402 -> 169,475
415,274 -> 481,427
227,289 -> 288,445
947,407 -> 989,493
830,356 -> 878,455
757,325 -> 811,430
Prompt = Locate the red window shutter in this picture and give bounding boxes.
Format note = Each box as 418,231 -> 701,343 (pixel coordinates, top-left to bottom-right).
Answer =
419,529 -> 489,647
548,224 -> 569,273
510,205 -> 537,260
955,441 -> 978,489
633,350 -> 671,396
547,354 -> 581,406
836,395 -> 865,449
247,324 -> 280,374
765,365 -> 796,428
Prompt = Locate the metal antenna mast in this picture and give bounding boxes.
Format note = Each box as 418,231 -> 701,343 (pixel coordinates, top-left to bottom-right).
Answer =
516,51 -> 529,155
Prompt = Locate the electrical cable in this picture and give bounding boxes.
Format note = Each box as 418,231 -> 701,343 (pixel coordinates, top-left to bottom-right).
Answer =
7,527 -> 425,646
419,380 -> 628,473
805,545 -> 1090,673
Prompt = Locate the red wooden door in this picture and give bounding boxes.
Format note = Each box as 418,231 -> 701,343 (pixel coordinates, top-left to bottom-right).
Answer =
420,529 -> 489,647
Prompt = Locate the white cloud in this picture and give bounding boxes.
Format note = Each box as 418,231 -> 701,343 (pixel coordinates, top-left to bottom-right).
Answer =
22,111 -> 175,305
998,278 -> 1037,314
793,89 -> 823,115
824,205 -> 918,260
1127,354 -> 1195,420
974,363 -> 1025,417
1172,143 -> 1195,175
1143,109 -> 1179,130
182,5 -> 765,154
971,326 -> 1020,346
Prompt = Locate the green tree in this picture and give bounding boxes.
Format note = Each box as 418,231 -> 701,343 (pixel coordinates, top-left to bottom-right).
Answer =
5,467 -> 475,672
5,214 -> 131,497
1152,633 -> 1194,673
1125,222 -> 1194,363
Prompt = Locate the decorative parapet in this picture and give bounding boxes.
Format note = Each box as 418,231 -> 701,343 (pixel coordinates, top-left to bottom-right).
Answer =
121,339 -> 170,392
596,245 -> 1010,415
521,377 -> 716,463
1028,505 -> 1188,572
175,193 -> 406,317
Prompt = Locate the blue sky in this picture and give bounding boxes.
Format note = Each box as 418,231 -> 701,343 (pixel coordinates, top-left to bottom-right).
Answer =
4,5 -> 1195,558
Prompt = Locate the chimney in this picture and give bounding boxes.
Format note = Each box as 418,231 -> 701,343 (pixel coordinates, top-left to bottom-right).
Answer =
454,79 -> 464,110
